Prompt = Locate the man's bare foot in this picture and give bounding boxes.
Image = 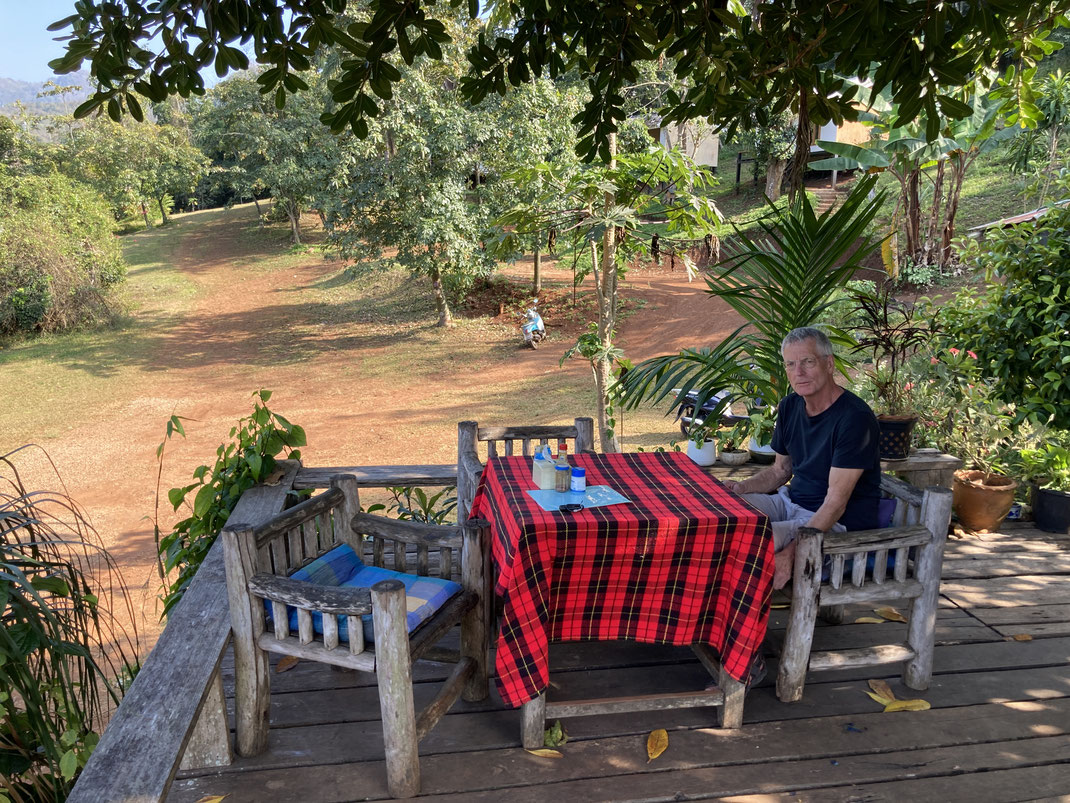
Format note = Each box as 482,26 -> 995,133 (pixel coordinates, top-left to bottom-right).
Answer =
773,541 -> 797,589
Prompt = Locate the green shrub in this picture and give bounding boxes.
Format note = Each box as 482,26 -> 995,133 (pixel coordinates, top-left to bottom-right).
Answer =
0,169 -> 126,336
941,207 -> 1070,428
155,390 -> 306,616
1,446 -> 141,800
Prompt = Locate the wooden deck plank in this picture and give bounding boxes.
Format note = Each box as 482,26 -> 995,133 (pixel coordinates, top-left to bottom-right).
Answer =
178,659 -> 1070,779
942,575 -> 1070,608
168,699 -> 1070,802
940,554 -> 1070,578
970,603 -> 1070,627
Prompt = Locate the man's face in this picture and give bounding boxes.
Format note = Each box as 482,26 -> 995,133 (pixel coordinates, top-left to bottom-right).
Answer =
782,339 -> 835,399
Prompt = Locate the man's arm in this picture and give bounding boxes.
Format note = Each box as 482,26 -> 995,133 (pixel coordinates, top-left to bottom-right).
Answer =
806,467 -> 864,532
724,452 -> 792,495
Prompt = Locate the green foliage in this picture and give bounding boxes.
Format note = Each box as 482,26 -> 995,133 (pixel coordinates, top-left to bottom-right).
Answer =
943,207 -> 1070,428
904,346 -> 1023,475
156,390 -> 306,615
385,486 -> 458,525
1020,440 -> 1070,492
0,168 -> 126,336
55,1 -> 1068,164
848,285 -> 937,416
1,446 -> 140,800
715,421 -> 751,453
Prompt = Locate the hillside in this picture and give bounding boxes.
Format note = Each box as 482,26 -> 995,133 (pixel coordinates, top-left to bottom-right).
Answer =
0,71 -> 89,113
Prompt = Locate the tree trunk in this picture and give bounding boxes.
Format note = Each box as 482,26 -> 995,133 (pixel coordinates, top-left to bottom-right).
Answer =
533,237 -> 542,295
921,160 -> 945,267
941,153 -> 968,269
252,196 -> 262,217
597,134 -> 621,453
765,157 -> 787,201
903,169 -> 921,264
158,196 -> 170,225
787,92 -> 815,202
429,263 -> 454,328
285,201 -> 301,244
141,201 -> 153,229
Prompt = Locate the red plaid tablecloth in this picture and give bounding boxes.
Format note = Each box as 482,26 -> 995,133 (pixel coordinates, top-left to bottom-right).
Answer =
470,450 -> 773,708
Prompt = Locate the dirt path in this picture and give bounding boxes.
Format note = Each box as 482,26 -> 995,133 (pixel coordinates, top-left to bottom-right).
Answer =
7,206 -> 735,642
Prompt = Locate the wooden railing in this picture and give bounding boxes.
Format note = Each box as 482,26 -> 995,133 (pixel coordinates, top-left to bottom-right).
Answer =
68,462 -> 457,803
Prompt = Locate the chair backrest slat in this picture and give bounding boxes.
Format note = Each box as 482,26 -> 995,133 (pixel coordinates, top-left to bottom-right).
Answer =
322,613 -> 339,651
829,554 -> 845,589
871,548 -> 888,584
893,547 -> 909,581
851,553 -> 866,587
297,608 -> 314,644
272,601 -> 289,639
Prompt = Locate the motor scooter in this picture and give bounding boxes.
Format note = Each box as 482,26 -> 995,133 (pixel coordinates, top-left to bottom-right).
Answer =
676,389 -> 747,436
521,301 -> 545,348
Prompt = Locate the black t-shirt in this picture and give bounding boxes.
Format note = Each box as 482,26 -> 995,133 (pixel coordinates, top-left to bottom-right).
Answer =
770,389 -> 881,530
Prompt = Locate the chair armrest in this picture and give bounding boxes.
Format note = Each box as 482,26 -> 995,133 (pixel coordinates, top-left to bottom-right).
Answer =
248,573 -> 373,616
822,525 -> 932,555
351,513 -> 465,548
879,474 -> 925,507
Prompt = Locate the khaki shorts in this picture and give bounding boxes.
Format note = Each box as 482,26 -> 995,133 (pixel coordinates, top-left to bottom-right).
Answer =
741,487 -> 846,551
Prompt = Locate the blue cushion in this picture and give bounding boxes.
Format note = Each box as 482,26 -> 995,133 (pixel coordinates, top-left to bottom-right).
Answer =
878,498 -> 897,528
264,543 -> 461,643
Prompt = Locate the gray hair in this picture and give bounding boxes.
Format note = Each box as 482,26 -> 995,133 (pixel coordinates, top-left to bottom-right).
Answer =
781,326 -> 834,357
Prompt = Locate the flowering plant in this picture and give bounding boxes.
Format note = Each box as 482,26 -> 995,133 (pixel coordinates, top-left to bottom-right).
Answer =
849,285 -> 936,417
907,347 -> 1022,475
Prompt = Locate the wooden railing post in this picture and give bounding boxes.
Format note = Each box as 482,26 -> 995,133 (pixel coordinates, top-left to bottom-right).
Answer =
372,579 -> 420,798
332,473 -> 362,550
222,524 -> 271,756
777,526 -> 823,703
457,421 -> 481,524
574,417 -> 595,454
904,486 -> 954,689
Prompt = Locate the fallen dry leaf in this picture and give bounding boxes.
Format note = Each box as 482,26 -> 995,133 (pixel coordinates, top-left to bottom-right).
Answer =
854,616 -> 885,624
874,607 -> 907,623
883,699 -> 931,713
194,796 -> 228,803
1010,634 -> 1033,641
276,655 -> 299,673
263,469 -> 285,486
526,748 -> 563,759
646,729 -> 668,762
865,690 -> 895,706
868,678 -> 897,702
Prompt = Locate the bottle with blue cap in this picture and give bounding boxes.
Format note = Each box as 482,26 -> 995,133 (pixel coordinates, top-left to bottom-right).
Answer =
570,467 -> 586,493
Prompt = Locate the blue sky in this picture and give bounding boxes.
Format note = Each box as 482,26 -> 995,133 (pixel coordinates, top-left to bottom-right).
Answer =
0,2 -> 79,82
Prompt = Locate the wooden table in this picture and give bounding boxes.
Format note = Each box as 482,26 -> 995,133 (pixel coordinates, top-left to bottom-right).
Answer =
471,451 -> 774,745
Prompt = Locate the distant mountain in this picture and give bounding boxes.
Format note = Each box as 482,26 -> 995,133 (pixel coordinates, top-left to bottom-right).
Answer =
0,72 -> 90,114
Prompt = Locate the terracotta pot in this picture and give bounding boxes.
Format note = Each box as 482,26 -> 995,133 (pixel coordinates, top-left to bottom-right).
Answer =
877,415 -> 917,461
952,469 -> 1018,532
719,449 -> 750,466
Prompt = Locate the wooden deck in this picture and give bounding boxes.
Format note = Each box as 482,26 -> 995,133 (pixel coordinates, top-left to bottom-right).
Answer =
169,522 -> 1070,802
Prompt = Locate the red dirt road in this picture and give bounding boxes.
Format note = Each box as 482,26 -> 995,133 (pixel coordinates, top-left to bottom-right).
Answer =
6,205 -> 741,642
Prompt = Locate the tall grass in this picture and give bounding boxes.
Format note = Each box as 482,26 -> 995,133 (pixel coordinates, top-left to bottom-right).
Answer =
0,446 -> 140,801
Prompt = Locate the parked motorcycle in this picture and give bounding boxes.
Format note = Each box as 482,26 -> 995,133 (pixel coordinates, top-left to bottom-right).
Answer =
676,389 -> 747,436
521,302 -> 545,348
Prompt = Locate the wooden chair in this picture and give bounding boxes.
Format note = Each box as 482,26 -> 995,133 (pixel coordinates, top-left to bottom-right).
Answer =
776,475 -> 954,702
456,417 -> 595,522
221,474 -> 489,798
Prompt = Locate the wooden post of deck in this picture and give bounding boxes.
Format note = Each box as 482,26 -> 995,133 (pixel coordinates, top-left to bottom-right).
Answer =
372,579 -> 420,798
904,486 -> 954,689
777,527 -> 824,703
457,420 -> 481,524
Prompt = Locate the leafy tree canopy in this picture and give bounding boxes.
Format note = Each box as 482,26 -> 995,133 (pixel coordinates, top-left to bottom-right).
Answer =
51,1 -> 1070,161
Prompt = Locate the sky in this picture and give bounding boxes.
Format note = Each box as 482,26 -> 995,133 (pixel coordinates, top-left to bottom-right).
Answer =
0,2 -> 80,82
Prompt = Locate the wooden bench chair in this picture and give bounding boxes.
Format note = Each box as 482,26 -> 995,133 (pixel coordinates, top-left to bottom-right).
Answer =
776,475 -> 954,702
221,474 -> 489,798
456,417 -> 595,522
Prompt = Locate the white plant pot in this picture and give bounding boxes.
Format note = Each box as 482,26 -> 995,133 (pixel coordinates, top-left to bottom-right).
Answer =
720,449 -> 750,466
686,439 -> 718,466
748,437 -> 776,465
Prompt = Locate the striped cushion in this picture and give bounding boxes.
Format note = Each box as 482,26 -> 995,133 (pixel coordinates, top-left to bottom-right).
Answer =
264,543 -> 461,643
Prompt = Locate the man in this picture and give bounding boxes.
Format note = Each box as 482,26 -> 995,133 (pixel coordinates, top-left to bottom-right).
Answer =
724,327 -> 881,589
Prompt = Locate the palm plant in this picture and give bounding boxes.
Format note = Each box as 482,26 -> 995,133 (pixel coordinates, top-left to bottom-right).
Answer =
618,175 -> 886,419
1,446 -> 140,801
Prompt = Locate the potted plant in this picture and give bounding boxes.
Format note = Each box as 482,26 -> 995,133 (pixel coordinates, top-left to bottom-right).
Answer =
716,422 -> 751,466
849,284 -> 936,460
913,347 -> 1020,531
684,419 -> 718,467
1020,442 -> 1070,533
746,406 -> 776,464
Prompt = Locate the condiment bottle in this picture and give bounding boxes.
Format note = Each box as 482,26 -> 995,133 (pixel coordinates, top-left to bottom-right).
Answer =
555,464 -> 571,492
556,441 -> 569,467
570,467 -> 586,492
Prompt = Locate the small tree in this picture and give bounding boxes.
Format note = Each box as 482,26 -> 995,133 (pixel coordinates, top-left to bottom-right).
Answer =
496,143 -> 722,450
